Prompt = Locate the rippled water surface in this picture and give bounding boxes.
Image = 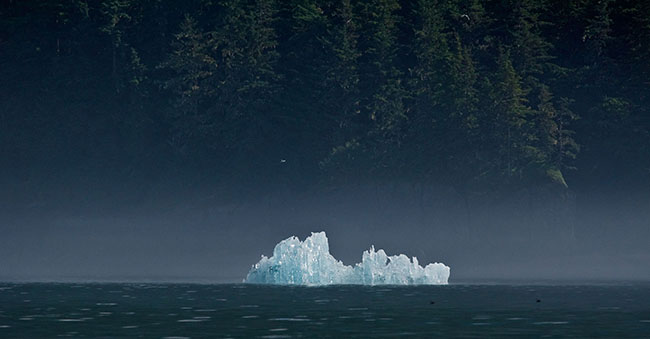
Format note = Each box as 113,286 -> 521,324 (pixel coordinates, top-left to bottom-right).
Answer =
0,282 -> 649,337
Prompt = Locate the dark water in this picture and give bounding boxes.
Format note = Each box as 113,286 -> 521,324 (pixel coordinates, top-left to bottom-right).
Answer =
1,282 -> 649,338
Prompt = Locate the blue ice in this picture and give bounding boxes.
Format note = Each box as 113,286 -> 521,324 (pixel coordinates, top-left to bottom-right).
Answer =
244,232 -> 450,285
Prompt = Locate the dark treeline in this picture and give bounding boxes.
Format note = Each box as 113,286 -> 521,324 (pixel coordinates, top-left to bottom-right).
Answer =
1,0 -> 649,215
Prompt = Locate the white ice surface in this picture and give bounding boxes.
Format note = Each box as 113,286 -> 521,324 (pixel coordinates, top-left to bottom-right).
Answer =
244,232 -> 450,285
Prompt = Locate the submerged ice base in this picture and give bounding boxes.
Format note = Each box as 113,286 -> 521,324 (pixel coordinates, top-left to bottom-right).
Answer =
244,232 -> 450,285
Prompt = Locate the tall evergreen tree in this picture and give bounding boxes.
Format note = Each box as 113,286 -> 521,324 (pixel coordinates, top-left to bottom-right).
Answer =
100,0 -> 133,93
158,14 -> 217,155
356,0 -> 407,176
488,48 -> 531,181
324,0 -> 361,147
212,0 -> 280,169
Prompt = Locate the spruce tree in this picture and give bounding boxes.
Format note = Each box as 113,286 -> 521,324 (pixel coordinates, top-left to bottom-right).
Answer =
356,0 -> 407,176
158,14 -> 217,154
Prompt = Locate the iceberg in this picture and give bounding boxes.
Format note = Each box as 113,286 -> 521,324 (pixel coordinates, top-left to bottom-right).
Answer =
244,232 -> 450,285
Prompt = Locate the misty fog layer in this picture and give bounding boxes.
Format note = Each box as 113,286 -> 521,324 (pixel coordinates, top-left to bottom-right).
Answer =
2,184 -> 649,282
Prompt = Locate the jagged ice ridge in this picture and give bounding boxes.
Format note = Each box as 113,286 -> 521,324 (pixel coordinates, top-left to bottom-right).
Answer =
244,232 -> 450,285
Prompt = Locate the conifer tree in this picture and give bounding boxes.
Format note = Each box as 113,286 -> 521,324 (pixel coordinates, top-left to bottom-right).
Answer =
489,48 -> 531,180
213,0 -> 280,161
356,0 -> 407,175
100,0 -> 133,93
158,14 -> 217,153
324,0 -> 361,147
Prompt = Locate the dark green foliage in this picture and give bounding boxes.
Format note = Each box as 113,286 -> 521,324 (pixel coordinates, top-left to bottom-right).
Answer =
1,0 -> 649,203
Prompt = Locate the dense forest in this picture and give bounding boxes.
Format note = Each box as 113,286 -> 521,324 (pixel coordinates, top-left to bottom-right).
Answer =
1,0 -> 649,216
